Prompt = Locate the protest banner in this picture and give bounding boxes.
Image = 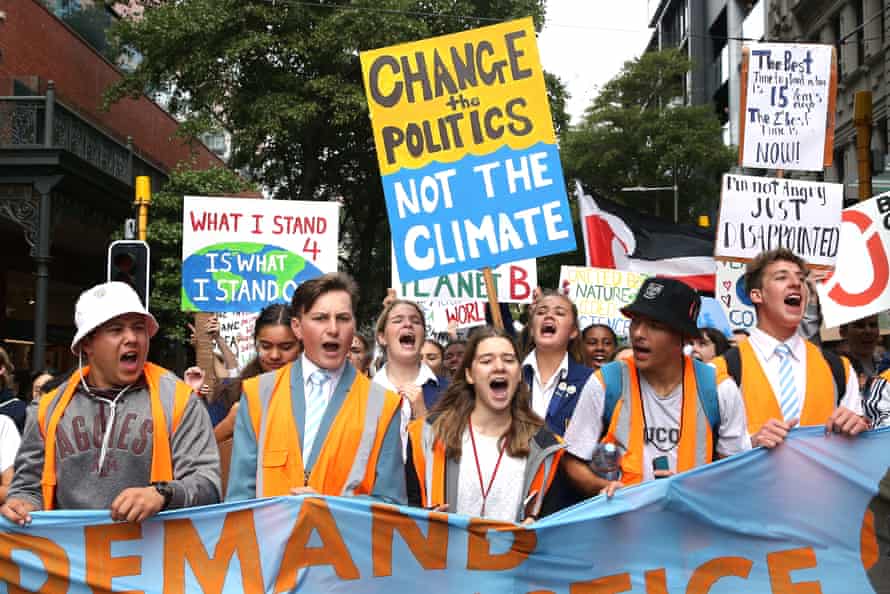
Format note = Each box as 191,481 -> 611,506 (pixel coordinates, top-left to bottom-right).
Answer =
394,257 -> 536,303
217,312 -> 259,370
818,193 -> 890,327
1,428 -> 888,593
559,266 -> 648,338
716,260 -> 757,331
716,173 -> 843,267
739,43 -> 837,171
360,18 -> 575,284
181,196 -> 339,313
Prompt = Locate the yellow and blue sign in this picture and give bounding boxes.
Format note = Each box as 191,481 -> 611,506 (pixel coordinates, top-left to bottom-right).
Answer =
361,18 -> 575,282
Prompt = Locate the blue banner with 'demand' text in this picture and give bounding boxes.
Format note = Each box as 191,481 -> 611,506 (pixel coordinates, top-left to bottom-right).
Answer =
1,427 -> 889,592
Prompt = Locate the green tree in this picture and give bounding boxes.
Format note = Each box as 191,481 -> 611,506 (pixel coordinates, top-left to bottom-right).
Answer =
561,48 -> 735,224
105,0 -> 565,325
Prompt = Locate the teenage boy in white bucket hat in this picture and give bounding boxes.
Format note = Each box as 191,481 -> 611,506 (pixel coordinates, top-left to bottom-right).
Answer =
1,282 -> 220,525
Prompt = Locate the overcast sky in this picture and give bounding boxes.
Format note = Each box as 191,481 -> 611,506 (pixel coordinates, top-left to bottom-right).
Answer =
538,1 -> 653,124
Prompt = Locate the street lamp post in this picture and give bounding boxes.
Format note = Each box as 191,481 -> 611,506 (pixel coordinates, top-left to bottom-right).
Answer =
620,183 -> 679,223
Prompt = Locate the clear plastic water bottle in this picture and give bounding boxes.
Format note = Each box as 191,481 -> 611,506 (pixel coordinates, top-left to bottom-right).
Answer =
590,442 -> 621,481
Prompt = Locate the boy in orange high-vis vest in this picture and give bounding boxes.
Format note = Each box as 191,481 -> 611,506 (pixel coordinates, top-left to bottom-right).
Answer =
1,282 -> 221,526
225,273 -> 405,503
563,278 -> 750,498
713,249 -> 868,448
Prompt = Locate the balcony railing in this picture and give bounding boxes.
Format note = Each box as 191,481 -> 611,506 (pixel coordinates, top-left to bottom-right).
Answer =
0,84 -> 165,187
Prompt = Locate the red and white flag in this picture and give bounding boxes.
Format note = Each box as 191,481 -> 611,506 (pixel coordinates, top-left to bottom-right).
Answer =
576,182 -> 716,292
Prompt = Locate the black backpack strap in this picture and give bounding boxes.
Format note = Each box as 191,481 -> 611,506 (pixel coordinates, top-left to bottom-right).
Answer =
724,347 -> 742,387
820,349 -> 848,405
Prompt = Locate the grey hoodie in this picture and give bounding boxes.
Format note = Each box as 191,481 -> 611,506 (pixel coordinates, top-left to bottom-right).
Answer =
8,374 -> 221,510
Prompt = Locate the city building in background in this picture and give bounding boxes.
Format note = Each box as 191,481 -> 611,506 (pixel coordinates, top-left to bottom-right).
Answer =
0,0 -> 225,375
768,0 -> 888,201
646,0 -> 768,146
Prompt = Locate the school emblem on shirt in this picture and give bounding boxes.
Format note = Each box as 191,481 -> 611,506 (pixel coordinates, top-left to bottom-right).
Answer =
643,283 -> 664,300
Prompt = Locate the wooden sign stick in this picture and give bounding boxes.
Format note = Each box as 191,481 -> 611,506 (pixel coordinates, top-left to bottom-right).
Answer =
482,267 -> 504,330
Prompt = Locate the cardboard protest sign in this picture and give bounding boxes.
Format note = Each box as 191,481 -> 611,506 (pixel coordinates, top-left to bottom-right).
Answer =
716,260 -> 757,331
181,196 -> 339,312
361,18 -> 575,283
739,43 -> 836,171
818,193 -> 890,327
559,266 -> 648,339
217,312 -> 259,370
716,173 -> 843,267
418,298 -> 488,333
394,257 -> 536,303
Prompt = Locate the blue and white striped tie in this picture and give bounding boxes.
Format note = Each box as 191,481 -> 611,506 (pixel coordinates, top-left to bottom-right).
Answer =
303,369 -> 331,461
775,344 -> 799,422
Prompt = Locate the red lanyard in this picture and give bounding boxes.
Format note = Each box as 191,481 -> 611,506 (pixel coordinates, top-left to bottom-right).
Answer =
468,422 -> 506,518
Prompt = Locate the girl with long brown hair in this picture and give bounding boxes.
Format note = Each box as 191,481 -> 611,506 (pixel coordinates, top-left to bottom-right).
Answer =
406,327 -> 568,523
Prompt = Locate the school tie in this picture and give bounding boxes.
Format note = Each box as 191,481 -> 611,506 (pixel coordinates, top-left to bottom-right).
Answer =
303,369 -> 331,461
775,344 -> 799,422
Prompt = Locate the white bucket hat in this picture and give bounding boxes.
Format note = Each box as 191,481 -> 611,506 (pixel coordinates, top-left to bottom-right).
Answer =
70,281 -> 159,353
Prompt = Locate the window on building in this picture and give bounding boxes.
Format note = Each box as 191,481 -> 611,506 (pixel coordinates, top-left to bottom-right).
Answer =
832,13 -> 843,78
834,146 -> 846,184
856,1 -> 865,66
661,0 -> 688,49
881,2 -> 886,45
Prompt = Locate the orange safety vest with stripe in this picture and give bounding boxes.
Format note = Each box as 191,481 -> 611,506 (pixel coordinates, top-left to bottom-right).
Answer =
242,364 -> 401,497
600,357 -> 716,487
713,339 -> 839,435
37,363 -> 191,511
407,416 -> 565,522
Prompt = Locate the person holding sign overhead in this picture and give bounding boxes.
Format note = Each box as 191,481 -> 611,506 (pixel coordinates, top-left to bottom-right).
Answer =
562,278 -> 750,496
713,249 -> 868,448
226,273 -> 405,503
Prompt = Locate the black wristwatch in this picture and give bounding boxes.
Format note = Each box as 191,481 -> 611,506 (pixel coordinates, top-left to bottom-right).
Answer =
152,481 -> 174,510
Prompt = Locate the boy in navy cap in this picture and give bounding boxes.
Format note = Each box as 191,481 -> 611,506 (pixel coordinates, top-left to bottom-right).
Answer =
562,277 -> 750,496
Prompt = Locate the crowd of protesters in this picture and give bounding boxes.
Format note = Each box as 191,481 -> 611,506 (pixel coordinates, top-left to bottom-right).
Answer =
0,246 -> 887,526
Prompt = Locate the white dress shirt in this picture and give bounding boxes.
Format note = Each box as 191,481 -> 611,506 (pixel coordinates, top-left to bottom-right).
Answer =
373,362 -> 439,460
522,350 -> 569,419
747,328 -> 862,418
301,354 -> 346,408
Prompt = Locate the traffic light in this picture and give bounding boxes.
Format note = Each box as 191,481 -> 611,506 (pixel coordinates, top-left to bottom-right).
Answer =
107,240 -> 150,308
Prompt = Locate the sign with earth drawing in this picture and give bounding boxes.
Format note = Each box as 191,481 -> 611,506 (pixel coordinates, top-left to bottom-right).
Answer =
181,196 -> 339,313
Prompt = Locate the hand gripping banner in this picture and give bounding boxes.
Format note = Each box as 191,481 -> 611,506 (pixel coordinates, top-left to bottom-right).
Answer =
2,428 -> 889,592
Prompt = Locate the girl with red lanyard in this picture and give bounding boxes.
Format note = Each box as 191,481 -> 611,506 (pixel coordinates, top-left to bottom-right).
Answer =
406,327 -> 567,523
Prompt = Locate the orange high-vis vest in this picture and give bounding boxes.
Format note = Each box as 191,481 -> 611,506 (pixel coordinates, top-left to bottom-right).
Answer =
600,357 -> 714,486
407,417 -> 565,522
37,363 -> 191,510
243,364 -> 401,497
713,339 -> 837,435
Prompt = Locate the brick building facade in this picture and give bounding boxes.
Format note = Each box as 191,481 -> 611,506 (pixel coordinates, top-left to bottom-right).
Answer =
0,0 -> 225,377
